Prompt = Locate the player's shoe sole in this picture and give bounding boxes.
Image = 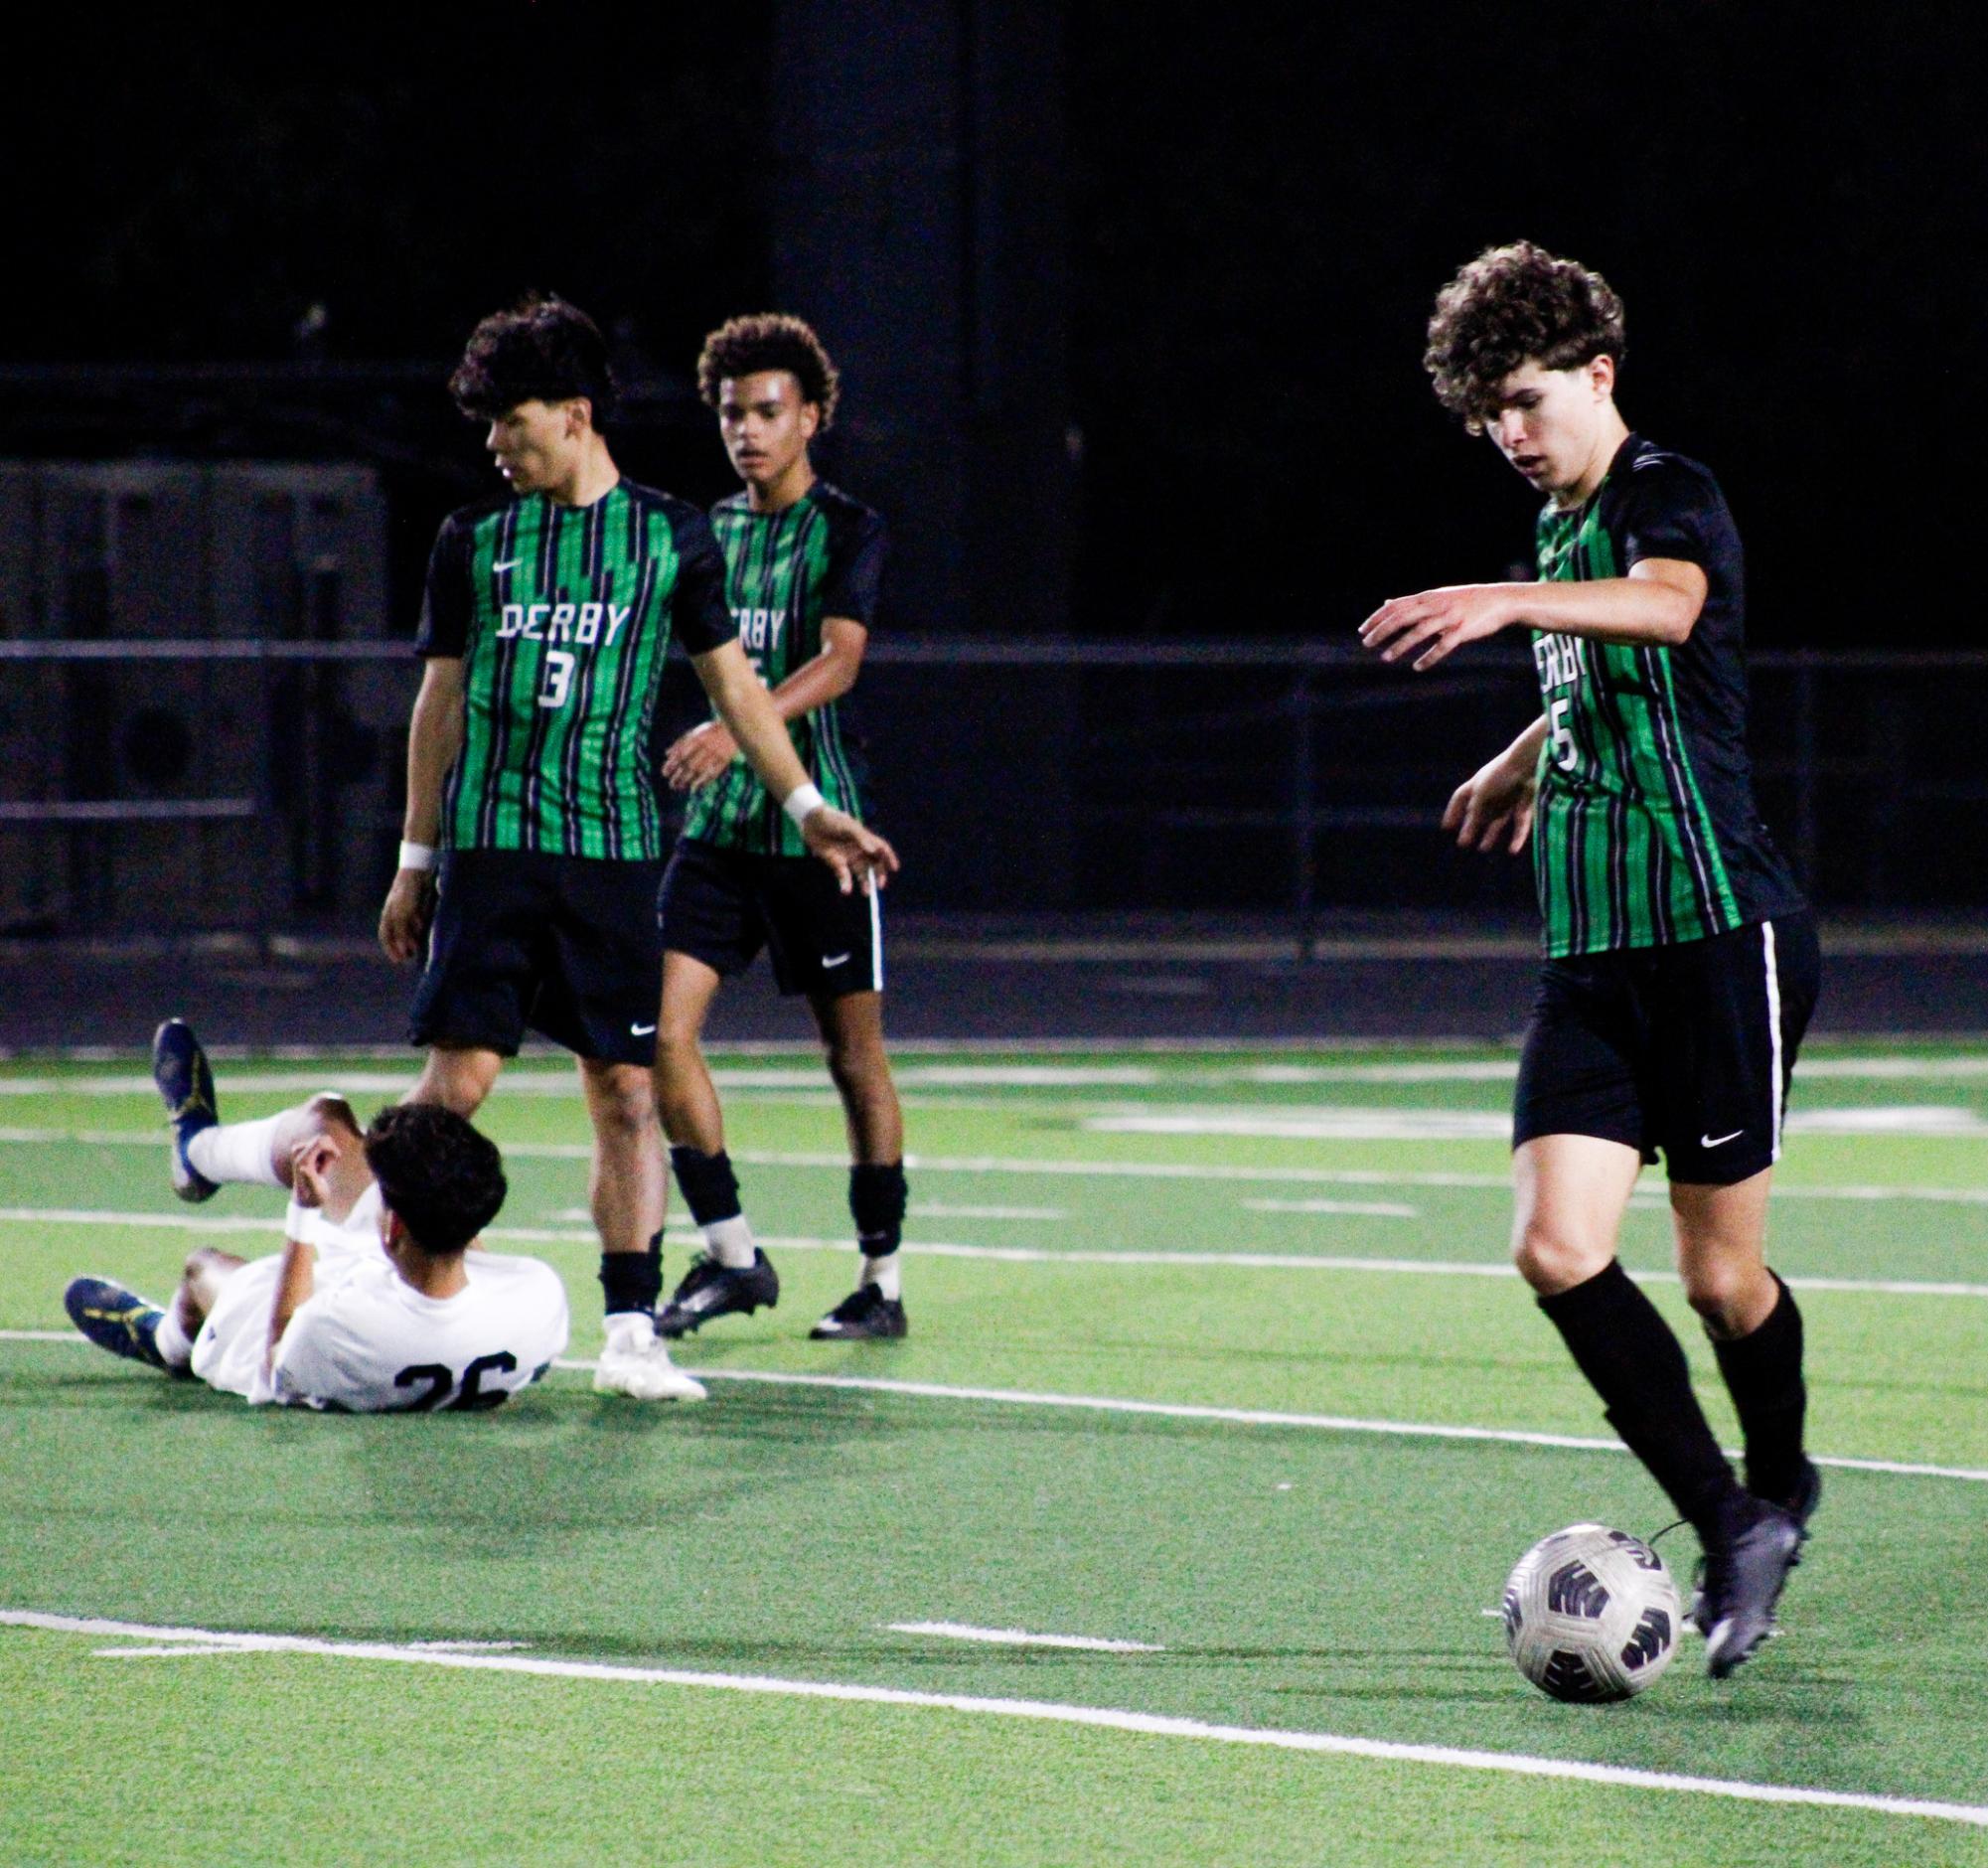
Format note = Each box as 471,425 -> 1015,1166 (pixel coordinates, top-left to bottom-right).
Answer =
809,1285 -> 909,1340
592,1351 -> 707,1402
64,1276 -> 173,1371
1701,1498 -> 1807,1679
657,1250 -> 779,1338
151,1018 -> 219,1203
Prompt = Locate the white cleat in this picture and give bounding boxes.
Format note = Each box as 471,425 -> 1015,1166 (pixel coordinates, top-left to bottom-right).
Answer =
593,1315 -> 707,1402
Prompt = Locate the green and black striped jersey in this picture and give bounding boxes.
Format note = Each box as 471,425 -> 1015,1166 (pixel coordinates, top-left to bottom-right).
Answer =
682,481 -> 886,857
417,480 -> 732,860
1529,434 -> 1803,957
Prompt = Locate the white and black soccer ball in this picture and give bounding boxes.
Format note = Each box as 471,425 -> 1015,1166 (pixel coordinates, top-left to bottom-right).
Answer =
1502,1523 -> 1681,1703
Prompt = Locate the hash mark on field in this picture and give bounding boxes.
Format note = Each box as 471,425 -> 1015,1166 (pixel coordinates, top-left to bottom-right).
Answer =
910,1202 -> 1069,1221
5,1610 -> 1984,1830
888,1621 -> 1164,1653
1244,1198 -> 1419,1217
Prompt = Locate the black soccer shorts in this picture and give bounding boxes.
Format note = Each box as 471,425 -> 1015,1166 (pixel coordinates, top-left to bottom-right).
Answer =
409,850 -> 665,1064
1511,912 -> 1821,1184
657,836 -> 884,999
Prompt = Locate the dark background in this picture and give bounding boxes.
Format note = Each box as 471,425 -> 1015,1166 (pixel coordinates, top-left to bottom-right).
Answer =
2,1 -> 1983,930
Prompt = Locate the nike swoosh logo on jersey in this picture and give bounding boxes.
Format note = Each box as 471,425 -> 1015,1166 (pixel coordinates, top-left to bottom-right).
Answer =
630,1022 -> 657,1036
492,557 -> 522,573
822,953 -> 851,968
1701,1130 -> 1745,1149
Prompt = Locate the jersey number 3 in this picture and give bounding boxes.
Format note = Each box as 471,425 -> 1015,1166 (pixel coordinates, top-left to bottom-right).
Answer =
537,650 -> 575,710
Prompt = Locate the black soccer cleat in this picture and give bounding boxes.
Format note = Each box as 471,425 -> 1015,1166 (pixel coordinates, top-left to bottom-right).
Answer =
152,1018 -> 219,1203
1700,1495 -> 1807,1679
1689,1463 -> 1821,1631
65,1276 -> 173,1371
810,1284 -> 909,1341
656,1249 -> 780,1338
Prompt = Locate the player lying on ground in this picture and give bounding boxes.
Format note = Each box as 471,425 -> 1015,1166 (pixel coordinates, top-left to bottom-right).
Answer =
64,1021 -> 567,1411
1358,242 -> 1821,1678
653,314 -> 910,1345
377,294 -> 898,1403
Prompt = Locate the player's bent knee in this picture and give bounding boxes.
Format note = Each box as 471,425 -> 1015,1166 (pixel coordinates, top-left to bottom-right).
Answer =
1512,1225 -> 1606,1297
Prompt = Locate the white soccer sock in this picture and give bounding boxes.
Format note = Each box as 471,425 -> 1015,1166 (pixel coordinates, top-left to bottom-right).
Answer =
603,1312 -> 657,1352
186,1114 -> 287,1187
704,1215 -> 756,1270
152,1302 -> 194,1369
861,1255 -> 901,1301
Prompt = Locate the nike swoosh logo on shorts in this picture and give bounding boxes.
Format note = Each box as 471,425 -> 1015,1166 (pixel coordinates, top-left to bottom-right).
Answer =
631,1022 -> 657,1036
492,557 -> 522,573
1701,1129 -> 1744,1149
822,953 -> 851,968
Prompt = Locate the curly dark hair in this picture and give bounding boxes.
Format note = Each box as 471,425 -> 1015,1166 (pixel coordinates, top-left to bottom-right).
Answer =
696,313 -> 841,430
364,1103 -> 507,1256
449,292 -> 618,427
1424,242 -> 1626,433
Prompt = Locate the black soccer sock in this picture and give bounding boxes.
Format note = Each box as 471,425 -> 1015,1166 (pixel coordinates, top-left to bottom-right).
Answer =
670,1146 -> 743,1227
849,1162 -> 908,1260
599,1230 -> 663,1317
1538,1259 -> 1740,1536
1708,1271 -> 1808,1506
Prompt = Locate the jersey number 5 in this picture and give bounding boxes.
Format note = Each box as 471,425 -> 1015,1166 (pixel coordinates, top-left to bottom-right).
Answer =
1548,697 -> 1578,771
537,650 -> 575,710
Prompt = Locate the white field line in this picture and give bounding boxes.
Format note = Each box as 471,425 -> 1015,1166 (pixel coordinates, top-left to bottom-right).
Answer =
7,1331 -> 1981,1484
887,1621 -> 1165,1653
536,1362 -> 1988,1485
19,1053 -> 1988,1092
1086,1106 -> 1988,1142
2,1610 -> 1982,1830
7,1209 -> 1988,1301
1244,1199 -> 1419,1218
909,1202 -> 1070,1222
12,1129 -> 1988,1213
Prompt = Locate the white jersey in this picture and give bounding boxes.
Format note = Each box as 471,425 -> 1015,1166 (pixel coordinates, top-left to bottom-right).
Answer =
192,1183 -> 568,1412
271,1249 -> 568,1413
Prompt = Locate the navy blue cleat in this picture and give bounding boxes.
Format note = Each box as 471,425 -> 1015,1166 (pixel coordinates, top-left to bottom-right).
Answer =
65,1276 -> 173,1371
152,1018 -> 218,1202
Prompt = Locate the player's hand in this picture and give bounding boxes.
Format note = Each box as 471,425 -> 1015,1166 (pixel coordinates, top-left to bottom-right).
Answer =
379,869 -> 436,966
1442,748 -> 1537,855
800,805 -> 900,895
289,1135 -> 340,1210
663,720 -> 738,792
1358,584 -> 1515,672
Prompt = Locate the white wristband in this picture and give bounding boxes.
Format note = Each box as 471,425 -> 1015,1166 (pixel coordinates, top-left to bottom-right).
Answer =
782,784 -> 826,829
397,841 -> 437,872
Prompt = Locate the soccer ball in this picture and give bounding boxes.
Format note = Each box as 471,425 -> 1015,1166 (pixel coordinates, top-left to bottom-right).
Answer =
1501,1523 -> 1681,1703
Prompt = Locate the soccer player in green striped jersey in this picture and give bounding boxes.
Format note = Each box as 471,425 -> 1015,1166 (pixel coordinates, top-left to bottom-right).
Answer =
1360,243 -> 1821,1678
652,313 -> 911,1343
377,295 -> 896,1401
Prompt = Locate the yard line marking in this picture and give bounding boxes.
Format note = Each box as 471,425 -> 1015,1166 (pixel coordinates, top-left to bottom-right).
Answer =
1244,1199 -> 1419,1218
1087,1106 -> 1988,1142
8,1210 -> 1988,1300
4,1610 -> 1982,1830
92,1643 -> 255,1658
8,1330 -> 1981,1483
538,1363 -> 1988,1484
910,1202 -> 1071,1222
887,1621 -> 1165,1653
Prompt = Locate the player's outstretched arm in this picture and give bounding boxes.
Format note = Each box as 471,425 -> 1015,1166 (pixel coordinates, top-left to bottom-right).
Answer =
690,639 -> 899,893
381,658 -> 465,963
1359,561 -> 1705,672
664,618 -> 869,792
1445,716 -> 1548,855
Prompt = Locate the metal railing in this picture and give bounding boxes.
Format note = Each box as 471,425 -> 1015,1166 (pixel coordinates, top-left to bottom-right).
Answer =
2,637 -> 1984,944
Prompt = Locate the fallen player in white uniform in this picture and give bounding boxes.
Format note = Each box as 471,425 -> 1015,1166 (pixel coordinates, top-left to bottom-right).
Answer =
64,1021 -> 568,1411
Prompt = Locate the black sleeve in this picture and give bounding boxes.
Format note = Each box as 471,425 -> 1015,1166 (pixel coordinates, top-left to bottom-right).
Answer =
818,508 -> 887,628
413,516 -> 472,658
1616,458 -> 1722,572
671,509 -> 737,656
